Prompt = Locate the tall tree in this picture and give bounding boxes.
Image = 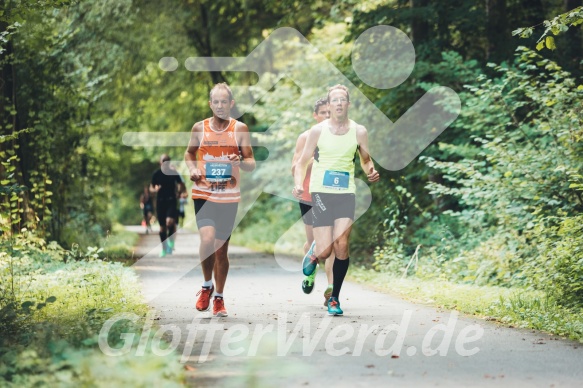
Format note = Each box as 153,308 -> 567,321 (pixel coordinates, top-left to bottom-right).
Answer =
562,0 -> 583,75
410,0 -> 429,44
486,0 -> 511,62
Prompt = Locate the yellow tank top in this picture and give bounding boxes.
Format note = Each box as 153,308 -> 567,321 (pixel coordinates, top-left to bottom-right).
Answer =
309,120 -> 358,194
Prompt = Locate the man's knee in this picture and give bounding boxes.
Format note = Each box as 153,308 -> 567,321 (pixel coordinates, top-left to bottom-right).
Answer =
333,239 -> 349,256
214,243 -> 230,261
317,245 -> 333,259
199,231 -> 215,247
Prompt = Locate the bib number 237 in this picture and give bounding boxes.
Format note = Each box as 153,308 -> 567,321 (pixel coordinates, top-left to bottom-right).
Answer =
206,162 -> 232,182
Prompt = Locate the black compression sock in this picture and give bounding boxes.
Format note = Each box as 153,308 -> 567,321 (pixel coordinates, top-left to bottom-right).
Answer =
332,257 -> 349,299
159,230 -> 167,244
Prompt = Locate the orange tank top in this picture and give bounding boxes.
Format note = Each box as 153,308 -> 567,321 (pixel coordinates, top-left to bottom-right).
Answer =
191,118 -> 241,203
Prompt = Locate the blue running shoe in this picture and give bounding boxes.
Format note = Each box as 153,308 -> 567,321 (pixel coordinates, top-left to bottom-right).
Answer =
302,241 -> 318,276
327,297 -> 343,316
301,265 -> 318,294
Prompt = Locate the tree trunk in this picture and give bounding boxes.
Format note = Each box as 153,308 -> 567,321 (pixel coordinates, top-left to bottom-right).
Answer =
410,0 -> 429,45
486,0 -> 510,63
563,0 -> 583,76
1,35 -> 34,233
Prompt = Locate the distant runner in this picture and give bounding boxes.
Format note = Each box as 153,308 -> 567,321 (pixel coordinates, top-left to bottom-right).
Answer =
151,154 -> 185,257
178,192 -> 188,228
139,185 -> 153,234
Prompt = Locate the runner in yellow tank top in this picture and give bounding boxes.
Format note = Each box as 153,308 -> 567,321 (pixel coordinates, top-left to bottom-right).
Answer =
185,83 -> 256,317
293,84 -> 380,316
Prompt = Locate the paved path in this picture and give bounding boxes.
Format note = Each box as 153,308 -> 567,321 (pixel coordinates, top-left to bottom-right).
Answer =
128,226 -> 583,387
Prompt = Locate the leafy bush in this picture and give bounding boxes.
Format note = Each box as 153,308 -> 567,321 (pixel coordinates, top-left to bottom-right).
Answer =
424,49 -> 580,271
525,215 -> 583,306
373,47 -> 583,310
0,232 -> 183,386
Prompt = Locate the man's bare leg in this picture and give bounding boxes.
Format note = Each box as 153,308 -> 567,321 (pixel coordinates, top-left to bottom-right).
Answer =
213,239 -> 230,295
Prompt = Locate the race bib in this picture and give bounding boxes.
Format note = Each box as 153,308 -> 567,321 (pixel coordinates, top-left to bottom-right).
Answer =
205,162 -> 232,182
323,170 -> 349,190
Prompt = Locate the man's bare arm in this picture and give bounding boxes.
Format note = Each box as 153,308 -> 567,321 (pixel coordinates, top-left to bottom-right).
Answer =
356,125 -> 380,183
291,131 -> 308,176
234,122 -> 256,172
184,122 -> 203,182
293,125 -> 322,197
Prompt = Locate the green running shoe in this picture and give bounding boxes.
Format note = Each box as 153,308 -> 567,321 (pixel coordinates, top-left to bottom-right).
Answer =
301,265 -> 318,294
159,248 -> 167,257
302,241 -> 318,276
327,297 -> 343,316
167,239 -> 175,250
323,284 -> 333,306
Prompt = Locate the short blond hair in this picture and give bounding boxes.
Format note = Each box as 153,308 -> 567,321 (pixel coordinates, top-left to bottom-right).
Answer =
327,84 -> 350,103
209,82 -> 233,101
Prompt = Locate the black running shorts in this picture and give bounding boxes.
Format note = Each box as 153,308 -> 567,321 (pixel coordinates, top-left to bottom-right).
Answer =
310,192 -> 355,228
156,199 -> 178,223
299,202 -> 313,225
194,199 -> 238,240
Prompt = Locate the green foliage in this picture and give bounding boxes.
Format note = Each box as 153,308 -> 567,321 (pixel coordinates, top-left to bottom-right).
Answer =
0,232 -> 183,386
99,224 -> 139,263
397,47 -> 583,308
513,6 -> 583,51
349,267 -> 583,342
372,181 -> 422,272
527,215 -> 583,306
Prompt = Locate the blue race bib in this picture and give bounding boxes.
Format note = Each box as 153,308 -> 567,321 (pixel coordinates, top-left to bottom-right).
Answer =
205,162 -> 232,182
323,170 -> 349,190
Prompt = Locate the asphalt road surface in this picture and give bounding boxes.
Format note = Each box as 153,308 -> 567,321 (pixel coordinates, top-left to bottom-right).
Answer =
128,226 -> 583,387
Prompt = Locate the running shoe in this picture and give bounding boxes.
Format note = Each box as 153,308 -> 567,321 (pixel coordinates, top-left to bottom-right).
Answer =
301,265 -> 318,294
195,284 -> 214,311
323,284 -> 333,306
327,297 -> 343,316
167,239 -> 175,250
212,296 -> 228,317
302,241 -> 318,276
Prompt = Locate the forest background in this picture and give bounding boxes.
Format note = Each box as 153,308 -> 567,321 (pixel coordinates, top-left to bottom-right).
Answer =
1,0 -> 582,384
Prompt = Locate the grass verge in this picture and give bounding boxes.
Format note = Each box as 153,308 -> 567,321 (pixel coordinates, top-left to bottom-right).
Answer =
349,267 -> 583,342
0,233 -> 185,386
99,223 -> 141,264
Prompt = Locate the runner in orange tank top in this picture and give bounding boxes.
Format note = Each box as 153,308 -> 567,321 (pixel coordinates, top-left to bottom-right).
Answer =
291,97 -> 335,304
185,83 -> 255,317
191,118 -> 241,203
